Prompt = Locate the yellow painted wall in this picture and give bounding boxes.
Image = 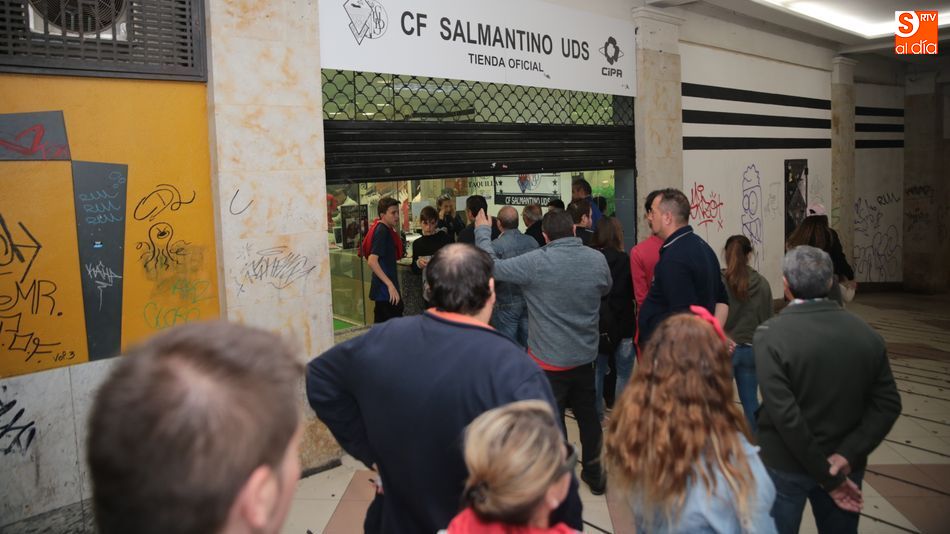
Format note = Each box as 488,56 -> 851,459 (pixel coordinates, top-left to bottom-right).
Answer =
0,74 -> 219,378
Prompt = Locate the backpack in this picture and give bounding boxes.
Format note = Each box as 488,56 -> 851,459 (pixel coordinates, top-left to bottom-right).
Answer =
359,219 -> 404,259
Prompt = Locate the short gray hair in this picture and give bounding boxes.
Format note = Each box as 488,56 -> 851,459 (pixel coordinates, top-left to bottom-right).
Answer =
783,245 -> 834,299
523,203 -> 542,223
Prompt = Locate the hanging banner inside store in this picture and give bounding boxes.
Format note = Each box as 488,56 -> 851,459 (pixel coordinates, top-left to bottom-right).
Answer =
494,173 -> 561,206
319,0 -> 636,96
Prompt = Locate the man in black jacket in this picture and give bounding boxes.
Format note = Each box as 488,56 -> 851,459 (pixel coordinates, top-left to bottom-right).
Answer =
307,244 -> 582,534
523,202 -> 545,247
755,245 -> 901,534
456,195 -> 500,244
637,188 -> 728,345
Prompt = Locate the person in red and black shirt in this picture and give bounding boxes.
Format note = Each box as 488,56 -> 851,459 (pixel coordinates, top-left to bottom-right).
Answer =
367,197 -> 403,323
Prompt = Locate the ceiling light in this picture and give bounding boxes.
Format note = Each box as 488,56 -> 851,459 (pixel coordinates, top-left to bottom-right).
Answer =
756,0 -> 949,38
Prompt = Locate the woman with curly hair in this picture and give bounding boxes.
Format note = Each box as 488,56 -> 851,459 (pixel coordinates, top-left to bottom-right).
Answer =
443,400 -> 579,534
603,312 -> 777,533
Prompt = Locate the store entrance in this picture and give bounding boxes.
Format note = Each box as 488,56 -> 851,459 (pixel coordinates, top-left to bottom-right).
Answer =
328,170 -> 627,330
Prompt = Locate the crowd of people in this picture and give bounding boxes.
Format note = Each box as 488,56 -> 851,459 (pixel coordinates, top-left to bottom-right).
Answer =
85,181 -> 901,534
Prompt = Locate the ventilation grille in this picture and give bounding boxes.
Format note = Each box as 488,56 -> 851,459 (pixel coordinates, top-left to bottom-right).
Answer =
0,0 -> 205,80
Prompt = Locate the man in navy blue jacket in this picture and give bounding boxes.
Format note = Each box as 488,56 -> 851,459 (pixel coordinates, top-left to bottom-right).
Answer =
307,244 -> 583,534
637,188 -> 729,345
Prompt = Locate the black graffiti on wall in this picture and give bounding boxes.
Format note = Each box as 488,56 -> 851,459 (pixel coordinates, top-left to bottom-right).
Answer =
134,184 -> 195,222
0,214 -> 42,284
0,386 -> 37,455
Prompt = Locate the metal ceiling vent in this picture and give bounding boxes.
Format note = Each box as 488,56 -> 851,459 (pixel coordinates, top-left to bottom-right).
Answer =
28,0 -> 128,41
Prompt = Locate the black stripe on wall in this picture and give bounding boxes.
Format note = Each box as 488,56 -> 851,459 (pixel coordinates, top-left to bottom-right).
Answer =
856,123 -> 904,133
684,137 -> 831,150
683,110 -> 830,129
856,106 -> 904,117
682,83 -> 831,110
856,139 -> 904,149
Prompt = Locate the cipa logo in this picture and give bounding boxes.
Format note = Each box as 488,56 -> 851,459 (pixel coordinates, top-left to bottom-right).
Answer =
895,11 -> 938,55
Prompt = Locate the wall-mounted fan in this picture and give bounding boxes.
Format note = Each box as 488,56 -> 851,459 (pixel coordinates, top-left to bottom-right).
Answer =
28,0 -> 128,41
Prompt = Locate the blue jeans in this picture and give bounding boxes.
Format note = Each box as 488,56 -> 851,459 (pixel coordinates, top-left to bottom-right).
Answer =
768,467 -> 864,534
733,344 -> 759,433
595,338 -> 634,420
491,301 -> 528,347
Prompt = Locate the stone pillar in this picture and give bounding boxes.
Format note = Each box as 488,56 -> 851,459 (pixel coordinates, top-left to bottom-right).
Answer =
903,71 -> 948,292
631,7 -> 685,241
205,2 -> 340,469
831,56 -> 856,264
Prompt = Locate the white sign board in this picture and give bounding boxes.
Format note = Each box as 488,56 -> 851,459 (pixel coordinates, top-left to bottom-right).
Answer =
320,0 -> 636,96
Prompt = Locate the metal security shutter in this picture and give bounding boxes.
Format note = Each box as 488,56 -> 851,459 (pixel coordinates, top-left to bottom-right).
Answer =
0,0 -> 205,80
325,121 -> 635,182
321,70 -> 635,183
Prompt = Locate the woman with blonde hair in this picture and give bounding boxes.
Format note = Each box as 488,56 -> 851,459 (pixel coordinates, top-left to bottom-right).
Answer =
444,400 -> 580,534
604,312 -> 777,533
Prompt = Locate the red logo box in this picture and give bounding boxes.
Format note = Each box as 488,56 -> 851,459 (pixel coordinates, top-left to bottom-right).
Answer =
896,11 -> 938,55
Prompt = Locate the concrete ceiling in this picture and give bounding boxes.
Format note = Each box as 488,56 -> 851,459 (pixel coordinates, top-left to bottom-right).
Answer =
751,0 -> 949,39
651,0 -> 950,64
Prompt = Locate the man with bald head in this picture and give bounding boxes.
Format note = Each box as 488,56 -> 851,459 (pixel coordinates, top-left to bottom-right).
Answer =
487,205 -> 539,345
308,243 -> 582,534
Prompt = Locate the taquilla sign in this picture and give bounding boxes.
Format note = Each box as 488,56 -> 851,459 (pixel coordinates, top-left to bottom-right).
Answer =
320,0 -> 637,96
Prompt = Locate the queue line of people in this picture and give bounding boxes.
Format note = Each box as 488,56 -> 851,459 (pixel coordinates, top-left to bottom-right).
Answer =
83,185 -> 900,534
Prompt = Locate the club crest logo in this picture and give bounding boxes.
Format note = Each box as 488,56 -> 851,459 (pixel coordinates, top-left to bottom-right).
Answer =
344,0 -> 388,45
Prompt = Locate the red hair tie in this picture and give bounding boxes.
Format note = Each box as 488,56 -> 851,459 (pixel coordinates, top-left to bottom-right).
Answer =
689,305 -> 728,344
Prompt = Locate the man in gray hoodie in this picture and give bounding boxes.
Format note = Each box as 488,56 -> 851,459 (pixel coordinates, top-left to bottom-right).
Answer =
475,209 -> 612,494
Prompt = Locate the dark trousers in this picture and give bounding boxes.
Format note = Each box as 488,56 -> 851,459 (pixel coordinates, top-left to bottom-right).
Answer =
373,300 -> 404,324
768,467 -> 864,534
544,363 -> 603,475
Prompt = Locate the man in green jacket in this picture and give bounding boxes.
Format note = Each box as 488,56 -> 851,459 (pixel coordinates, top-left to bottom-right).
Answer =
754,245 -> 901,534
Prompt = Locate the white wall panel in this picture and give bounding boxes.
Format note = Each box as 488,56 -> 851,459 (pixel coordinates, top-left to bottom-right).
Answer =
681,42 -> 833,296
854,83 -> 904,282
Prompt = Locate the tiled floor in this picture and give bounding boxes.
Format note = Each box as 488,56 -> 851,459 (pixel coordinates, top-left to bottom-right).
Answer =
286,292 -> 950,533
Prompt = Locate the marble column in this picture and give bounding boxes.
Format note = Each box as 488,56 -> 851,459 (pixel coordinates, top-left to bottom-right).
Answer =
903,72 -> 948,292
631,7 -> 685,240
205,1 -> 340,469
831,56 -> 857,266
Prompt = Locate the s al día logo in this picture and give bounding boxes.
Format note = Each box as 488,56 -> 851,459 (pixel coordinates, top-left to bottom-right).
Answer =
599,36 -> 624,78
344,0 -> 388,45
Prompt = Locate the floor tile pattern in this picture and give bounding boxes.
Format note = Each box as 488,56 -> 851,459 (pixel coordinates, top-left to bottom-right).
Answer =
285,293 -> 950,533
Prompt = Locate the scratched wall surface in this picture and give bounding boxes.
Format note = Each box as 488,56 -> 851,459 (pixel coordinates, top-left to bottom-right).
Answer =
205,0 -> 338,472
853,83 -> 904,283
0,73 -> 217,526
680,43 -> 832,296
